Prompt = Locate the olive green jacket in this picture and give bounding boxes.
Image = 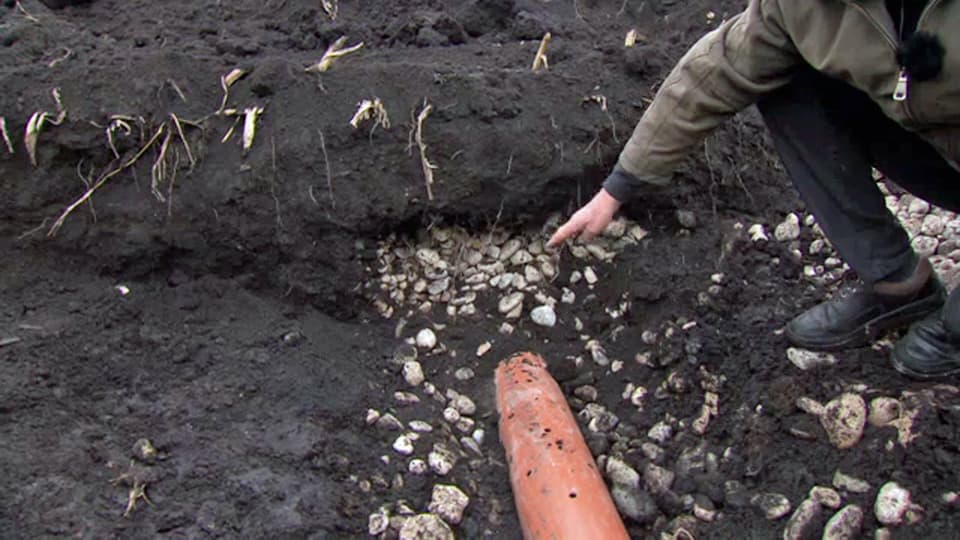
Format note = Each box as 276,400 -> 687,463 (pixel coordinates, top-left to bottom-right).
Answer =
605,0 -> 960,200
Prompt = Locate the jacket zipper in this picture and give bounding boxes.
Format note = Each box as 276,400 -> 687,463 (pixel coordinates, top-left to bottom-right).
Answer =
850,1 -> 941,118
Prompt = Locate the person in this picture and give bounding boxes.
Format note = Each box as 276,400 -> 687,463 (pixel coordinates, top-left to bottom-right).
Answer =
547,0 -> 960,379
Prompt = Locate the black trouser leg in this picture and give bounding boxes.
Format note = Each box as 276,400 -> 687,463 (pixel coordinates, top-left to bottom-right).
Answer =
757,69 -> 960,284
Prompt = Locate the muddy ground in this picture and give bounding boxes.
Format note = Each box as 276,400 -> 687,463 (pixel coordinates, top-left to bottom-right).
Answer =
2,0 -> 959,538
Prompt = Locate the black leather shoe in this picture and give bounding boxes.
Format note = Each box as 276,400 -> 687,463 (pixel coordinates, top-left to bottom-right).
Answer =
786,276 -> 945,351
892,313 -> 960,379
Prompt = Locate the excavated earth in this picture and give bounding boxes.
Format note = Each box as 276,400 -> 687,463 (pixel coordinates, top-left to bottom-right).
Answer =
2,0 -> 960,538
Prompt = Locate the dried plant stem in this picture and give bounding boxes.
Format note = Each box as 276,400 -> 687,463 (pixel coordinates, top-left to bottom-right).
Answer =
532,33 -> 552,71
151,129 -> 173,201
414,101 -> 437,200
48,125 -> 166,237
0,117 -> 14,154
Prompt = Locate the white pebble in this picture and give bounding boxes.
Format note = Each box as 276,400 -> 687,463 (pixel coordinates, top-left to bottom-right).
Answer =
403,361 -> 425,386
408,459 -> 428,475
748,223 -> 768,242
531,305 -> 557,327
583,266 -> 599,284
498,292 -> 524,314
451,394 -> 476,416
428,484 -> 471,525
416,328 -> 437,350
875,482 -> 911,525
443,407 -> 461,423
775,213 -> 801,242
393,435 -> 415,455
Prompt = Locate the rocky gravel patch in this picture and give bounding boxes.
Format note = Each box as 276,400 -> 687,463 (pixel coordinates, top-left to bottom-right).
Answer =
352,177 -> 960,538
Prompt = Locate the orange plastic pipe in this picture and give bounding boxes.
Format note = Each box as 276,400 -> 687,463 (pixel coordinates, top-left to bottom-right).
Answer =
495,352 -> 630,540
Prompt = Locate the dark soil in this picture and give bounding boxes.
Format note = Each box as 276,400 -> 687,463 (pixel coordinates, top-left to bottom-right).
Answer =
2,0 -> 959,538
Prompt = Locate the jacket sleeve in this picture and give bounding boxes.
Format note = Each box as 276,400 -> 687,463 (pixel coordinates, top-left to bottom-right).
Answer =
604,0 -> 801,201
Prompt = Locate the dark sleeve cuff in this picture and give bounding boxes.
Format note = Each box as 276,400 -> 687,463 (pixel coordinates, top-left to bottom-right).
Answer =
602,165 -> 641,202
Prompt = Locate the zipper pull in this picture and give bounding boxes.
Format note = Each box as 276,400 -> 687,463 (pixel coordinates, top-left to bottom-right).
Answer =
894,69 -> 909,102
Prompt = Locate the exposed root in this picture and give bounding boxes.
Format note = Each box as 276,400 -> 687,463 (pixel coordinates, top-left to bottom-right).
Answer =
270,135 -> 283,229
17,219 -> 49,241
531,33 -> 552,71
166,149 -> 181,217
151,127 -> 173,202
105,116 -> 134,160
413,100 -> 437,200
76,159 -> 97,222
581,94 -> 619,143
123,481 -> 151,518
167,79 -> 188,103
317,128 -> 335,208
0,117 -> 14,155
170,113 -> 196,168
306,36 -> 364,73
47,48 -> 73,68
48,125 -> 166,237
15,1 -> 39,23
349,98 -> 390,133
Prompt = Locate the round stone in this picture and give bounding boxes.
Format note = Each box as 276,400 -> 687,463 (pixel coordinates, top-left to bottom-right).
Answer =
820,393 -> 866,449
531,305 -> 557,327
416,328 -> 437,350
403,361 -> 425,386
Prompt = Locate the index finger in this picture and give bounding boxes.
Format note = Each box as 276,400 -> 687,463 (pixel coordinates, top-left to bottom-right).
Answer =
547,222 -> 576,248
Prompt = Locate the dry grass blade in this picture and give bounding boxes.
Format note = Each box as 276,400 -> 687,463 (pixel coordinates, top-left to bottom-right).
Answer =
321,0 -> 338,20
218,68 -> 247,114
0,117 -> 14,154
221,115 -> 241,143
242,106 -> 264,153
532,32 -> 552,71
306,36 -> 364,73
414,101 -> 437,200
48,125 -> 166,237
25,89 -> 67,166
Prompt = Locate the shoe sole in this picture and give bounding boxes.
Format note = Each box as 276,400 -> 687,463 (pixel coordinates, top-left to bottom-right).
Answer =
785,293 -> 945,352
891,341 -> 960,380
